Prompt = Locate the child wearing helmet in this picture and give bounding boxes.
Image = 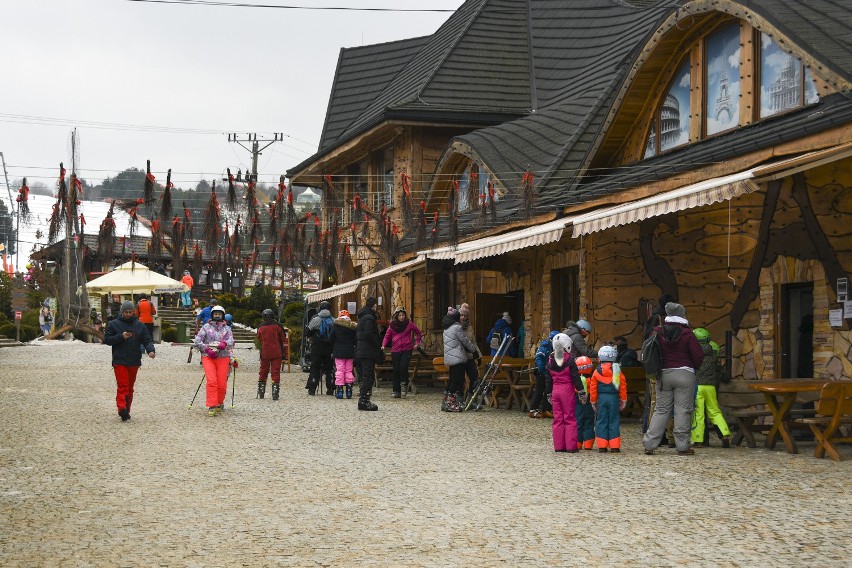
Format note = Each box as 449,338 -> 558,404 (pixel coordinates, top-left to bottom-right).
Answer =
564,319 -> 597,359
193,304 -> 234,416
545,333 -> 586,453
256,308 -> 288,400
588,344 -> 628,452
529,330 -> 558,419
574,355 -> 596,450
691,328 -> 732,447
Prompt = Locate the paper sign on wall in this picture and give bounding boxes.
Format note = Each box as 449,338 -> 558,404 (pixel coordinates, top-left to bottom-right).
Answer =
829,309 -> 843,327
845,301 -> 852,319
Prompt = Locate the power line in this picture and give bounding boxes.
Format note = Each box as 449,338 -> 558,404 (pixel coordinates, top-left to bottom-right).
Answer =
120,0 -> 458,12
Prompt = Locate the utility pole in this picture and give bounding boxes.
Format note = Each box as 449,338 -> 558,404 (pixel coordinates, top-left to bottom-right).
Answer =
0,152 -> 17,270
227,133 -> 283,183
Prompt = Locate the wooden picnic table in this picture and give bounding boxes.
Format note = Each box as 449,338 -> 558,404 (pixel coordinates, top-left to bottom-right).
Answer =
748,379 -> 833,454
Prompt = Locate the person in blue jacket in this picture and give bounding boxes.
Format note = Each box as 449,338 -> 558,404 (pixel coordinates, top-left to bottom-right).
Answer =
103,300 -> 156,421
528,330 -> 558,418
486,312 -> 515,356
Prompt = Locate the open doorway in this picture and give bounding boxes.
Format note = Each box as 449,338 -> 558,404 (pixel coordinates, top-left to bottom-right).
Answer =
780,282 -> 814,378
475,291 -> 524,356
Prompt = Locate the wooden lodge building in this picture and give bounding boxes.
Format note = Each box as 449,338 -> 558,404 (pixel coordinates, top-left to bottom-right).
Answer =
287,0 -> 852,381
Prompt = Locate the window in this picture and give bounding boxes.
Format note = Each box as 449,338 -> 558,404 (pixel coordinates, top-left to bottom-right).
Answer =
705,24 -> 741,136
457,163 -> 489,212
644,58 -> 690,156
551,267 -> 579,331
759,33 -> 819,119
432,271 -> 452,329
372,147 -> 394,211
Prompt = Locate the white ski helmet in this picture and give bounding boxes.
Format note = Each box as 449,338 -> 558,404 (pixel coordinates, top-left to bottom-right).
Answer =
598,345 -> 617,362
211,305 -> 226,320
552,333 -> 573,352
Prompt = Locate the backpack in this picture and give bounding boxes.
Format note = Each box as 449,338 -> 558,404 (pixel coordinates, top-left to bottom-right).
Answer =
317,315 -> 334,342
489,329 -> 501,351
640,331 -> 662,378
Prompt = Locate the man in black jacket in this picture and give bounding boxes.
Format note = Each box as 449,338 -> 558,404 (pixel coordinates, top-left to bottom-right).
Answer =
355,297 -> 381,411
103,301 -> 156,421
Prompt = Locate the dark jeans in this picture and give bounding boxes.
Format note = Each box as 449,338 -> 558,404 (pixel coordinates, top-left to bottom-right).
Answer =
309,354 -> 333,393
529,371 -> 552,412
391,350 -> 413,394
358,358 -> 376,398
448,363 -> 466,394
465,358 -> 479,393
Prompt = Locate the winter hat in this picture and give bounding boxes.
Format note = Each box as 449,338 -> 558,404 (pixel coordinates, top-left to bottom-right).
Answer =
338,310 -> 350,319
459,304 -> 470,317
447,306 -> 458,315
120,300 -> 135,313
392,307 -> 407,318
502,312 -> 512,324
665,302 -> 686,318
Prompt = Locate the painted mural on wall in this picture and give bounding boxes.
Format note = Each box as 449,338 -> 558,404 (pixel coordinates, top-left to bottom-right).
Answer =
705,24 -> 741,136
759,33 -> 820,119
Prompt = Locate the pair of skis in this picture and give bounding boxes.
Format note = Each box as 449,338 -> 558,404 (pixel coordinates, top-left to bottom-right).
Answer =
464,334 -> 515,412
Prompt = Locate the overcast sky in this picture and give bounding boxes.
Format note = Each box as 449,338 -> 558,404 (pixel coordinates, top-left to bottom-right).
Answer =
0,0 -> 464,192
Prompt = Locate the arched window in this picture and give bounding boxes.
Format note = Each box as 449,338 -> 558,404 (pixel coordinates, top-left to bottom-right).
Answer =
705,24 -> 741,136
644,58 -> 690,156
759,33 -> 820,119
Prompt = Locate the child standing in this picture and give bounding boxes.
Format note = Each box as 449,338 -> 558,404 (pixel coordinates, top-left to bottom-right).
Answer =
546,333 -> 585,453
574,355 -> 596,450
589,345 -> 627,452
331,310 -> 358,399
691,328 -> 732,447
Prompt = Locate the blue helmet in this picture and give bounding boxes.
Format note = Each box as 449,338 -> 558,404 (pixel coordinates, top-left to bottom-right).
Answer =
225,313 -> 233,323
577,319 -> 592,333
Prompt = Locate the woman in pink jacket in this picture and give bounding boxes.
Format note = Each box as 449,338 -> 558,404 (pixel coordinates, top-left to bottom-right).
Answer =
382,307 -> 423,398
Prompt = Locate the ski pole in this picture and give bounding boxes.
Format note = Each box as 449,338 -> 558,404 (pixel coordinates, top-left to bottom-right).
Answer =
231,359 -> 238,408
189,373 -> 205,408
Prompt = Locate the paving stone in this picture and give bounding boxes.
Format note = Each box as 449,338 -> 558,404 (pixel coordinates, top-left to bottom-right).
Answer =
0,340 -> 849,566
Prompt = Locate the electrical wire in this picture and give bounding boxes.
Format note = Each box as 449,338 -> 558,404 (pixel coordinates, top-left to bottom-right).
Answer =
120,0 -> 459,12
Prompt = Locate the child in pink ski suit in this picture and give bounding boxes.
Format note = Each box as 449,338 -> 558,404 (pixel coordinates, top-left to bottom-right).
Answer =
546,333 -> 586,453
330,310 -> 358,399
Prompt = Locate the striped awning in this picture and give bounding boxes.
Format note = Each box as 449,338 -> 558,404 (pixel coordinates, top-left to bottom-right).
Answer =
304,257 -> 425,303
418,218 -> 569,264
571,171 -> 759,238
359,256 -> 425,283
304,280 -> 360,303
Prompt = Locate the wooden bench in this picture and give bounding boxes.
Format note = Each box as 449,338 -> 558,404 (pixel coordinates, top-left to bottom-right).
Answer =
406,353 -> 436,394
478,357 -> 533,409
793,381 -> 852,461
718,380 -> 816,448
507,365 -> 536,412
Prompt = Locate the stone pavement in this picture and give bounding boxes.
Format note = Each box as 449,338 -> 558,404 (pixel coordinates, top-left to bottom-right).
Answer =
1,341 -> 849,567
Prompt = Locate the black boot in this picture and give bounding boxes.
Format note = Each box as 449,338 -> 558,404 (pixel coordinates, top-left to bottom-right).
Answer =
345,384 -> 353,399
271,382 -> 280,401
257,381 -> 266,399
358,391 -> 378,411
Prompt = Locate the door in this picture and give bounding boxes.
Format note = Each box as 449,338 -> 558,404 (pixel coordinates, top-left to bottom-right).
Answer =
780,283 -> 814,378
475,291 -> 524,355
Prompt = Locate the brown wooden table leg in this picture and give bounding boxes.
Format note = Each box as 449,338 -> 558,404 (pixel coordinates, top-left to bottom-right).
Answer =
763,393 -> 798,453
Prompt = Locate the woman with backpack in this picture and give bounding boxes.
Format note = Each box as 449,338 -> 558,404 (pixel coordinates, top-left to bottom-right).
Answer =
642,302 -> 704,456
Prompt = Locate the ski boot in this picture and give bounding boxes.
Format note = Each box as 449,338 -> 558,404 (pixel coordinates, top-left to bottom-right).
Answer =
335,386 -> 344,399
440,393 -> 450,412
345,384 -> 353,399
271,382 -> 280,401
257,381 -> 266,399
357,391 -> 378,411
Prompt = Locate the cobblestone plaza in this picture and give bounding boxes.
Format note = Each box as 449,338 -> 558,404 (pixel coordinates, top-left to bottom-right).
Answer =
1,342 -> 849,567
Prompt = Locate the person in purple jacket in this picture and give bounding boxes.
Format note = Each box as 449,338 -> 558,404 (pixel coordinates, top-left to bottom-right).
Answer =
642,302 -> 705,456
382,307 -> 423,398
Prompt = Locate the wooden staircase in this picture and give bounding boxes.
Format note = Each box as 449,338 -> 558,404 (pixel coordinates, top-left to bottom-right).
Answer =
157,306 -> 257,343
0,334 -> 25,348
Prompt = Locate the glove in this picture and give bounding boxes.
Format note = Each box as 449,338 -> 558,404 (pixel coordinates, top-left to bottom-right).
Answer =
591,403 -> 597,413
578,392 -> 588,405
205,347 -> 218,359
619,399 -> 627,411
218,340 -> 227,350
232,359 -> 239,368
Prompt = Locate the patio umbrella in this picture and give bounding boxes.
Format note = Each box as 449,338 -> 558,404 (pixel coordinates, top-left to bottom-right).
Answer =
82,261 -> 190,296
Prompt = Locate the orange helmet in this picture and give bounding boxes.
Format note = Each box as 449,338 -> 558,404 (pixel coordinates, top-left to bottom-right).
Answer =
575,356 -> 593,373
